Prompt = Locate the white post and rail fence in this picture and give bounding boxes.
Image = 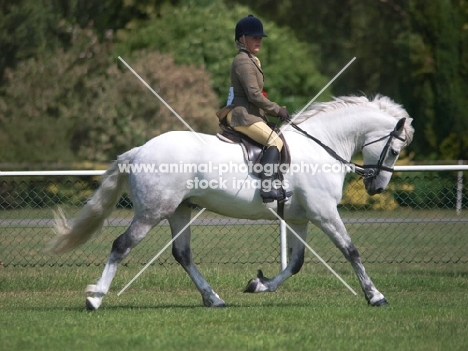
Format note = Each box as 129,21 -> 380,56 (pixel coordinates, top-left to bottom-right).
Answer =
0,163 -> 467,269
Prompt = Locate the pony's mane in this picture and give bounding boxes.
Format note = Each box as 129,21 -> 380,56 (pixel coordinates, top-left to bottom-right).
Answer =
292,94 -> 414,145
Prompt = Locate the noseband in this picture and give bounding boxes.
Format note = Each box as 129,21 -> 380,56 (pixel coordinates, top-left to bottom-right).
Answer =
287,120 -> 406,180
355,130 -> 406,179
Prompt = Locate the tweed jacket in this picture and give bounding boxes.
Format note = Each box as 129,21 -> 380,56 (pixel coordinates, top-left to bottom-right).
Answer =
226,50 -> 281,127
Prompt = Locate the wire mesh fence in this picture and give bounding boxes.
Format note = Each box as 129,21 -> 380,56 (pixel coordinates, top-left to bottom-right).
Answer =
1,170 -> 467,267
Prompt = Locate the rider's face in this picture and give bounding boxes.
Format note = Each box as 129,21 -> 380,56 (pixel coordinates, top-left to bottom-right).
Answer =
242,35 -> 262,55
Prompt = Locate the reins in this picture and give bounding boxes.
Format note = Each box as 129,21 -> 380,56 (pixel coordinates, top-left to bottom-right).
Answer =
285,118 -> 406,179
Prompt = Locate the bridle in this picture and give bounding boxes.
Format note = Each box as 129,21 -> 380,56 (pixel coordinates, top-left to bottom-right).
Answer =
358,129 -> 406,179
286,119 -> 406,180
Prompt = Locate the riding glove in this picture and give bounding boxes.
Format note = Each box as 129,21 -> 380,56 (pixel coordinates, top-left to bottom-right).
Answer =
277,107 -> 290,121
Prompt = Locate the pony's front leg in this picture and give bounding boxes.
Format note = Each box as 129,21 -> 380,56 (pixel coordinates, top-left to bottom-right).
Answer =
313,211 -> 388,306
244,221 -> 308,293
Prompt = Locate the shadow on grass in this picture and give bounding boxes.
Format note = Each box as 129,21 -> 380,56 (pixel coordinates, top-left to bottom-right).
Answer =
9,298 -> 361,312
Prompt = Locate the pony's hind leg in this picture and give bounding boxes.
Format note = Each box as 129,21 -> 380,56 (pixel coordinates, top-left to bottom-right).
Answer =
244,220 -> 308,293
168,204 -> 226,307
85,219 -> 154,310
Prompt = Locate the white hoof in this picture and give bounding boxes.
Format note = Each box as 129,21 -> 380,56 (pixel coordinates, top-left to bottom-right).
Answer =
84,285 -> 103,310
368,292 -> 387,306
244,270 -> 273,293
86,296 -> 102,311
244,277 -> 269,293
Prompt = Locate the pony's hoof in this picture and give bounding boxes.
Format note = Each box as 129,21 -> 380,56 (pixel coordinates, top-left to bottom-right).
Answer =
202,292 -> 226,307
244,278 -> 259,293
244,270 -> 271,293
211,301 -> 226,308
203,298 -> 226,308
85,297 -> 101,311
370,298 -> 389,307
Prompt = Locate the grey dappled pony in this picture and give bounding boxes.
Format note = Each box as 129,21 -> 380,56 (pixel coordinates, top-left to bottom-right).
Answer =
48,95 -> 414,310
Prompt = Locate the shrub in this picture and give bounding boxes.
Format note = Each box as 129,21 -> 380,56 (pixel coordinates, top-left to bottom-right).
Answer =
0,25 -> 219,163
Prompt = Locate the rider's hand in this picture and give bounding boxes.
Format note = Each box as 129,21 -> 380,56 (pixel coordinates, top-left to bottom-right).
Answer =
277,107 -> 290,122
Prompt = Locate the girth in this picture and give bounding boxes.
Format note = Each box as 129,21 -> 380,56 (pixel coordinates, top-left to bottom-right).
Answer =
216,123 -> 291,177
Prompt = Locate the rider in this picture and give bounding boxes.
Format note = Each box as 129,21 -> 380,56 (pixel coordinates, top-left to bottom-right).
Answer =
217,14 -> 292,203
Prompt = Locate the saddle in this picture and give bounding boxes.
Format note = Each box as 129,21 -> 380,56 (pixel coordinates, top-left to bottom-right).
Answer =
216,123 -> 291,178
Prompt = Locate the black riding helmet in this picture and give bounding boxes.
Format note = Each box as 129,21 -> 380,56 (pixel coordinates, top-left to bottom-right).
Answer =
235,14 -> 267,41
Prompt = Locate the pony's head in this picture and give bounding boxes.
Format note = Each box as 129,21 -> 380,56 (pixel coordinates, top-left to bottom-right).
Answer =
291,94 -> 414,196
361,116 -> 413,195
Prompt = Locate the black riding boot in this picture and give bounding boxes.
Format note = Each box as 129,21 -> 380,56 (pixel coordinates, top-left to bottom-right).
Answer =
259,147 -> 292,203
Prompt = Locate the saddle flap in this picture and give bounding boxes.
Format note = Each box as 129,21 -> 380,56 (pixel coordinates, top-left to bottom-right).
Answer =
216,124 -> 291,176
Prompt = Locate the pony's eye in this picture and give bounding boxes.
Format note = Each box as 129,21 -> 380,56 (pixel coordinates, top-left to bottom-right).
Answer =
390,149 -> 399,156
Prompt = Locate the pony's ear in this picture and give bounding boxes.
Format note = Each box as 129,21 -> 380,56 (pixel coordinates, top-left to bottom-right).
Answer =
394,118 -> 406,132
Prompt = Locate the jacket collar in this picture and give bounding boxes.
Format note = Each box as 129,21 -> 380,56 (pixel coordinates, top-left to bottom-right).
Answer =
238,49 -> 263,75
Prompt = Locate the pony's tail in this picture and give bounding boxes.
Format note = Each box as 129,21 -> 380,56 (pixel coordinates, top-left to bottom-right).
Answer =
46,147 -> 140,255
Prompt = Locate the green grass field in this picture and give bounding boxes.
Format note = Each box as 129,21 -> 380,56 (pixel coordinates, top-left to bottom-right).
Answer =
1,263 -> 467,351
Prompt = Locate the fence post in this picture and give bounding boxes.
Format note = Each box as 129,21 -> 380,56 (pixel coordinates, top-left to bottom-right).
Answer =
280,219 -> 287,271
456,160 -> 464,215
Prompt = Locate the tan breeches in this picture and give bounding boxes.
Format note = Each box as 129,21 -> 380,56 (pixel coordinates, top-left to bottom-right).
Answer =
227,113 -> 283,151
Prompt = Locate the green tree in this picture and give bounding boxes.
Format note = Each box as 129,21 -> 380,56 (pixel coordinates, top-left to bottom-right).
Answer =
397,0 -> 468,159
0,0 -> 66,83
0,0 -> 180,83
234,0 -> 409,97
50,0 -> 180,38
236,0 -> 468,160
114,1 -> 329,111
